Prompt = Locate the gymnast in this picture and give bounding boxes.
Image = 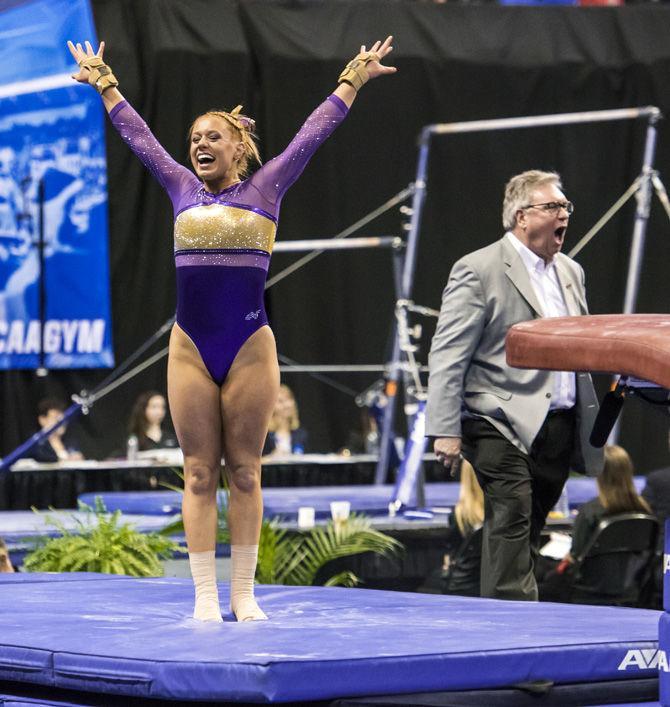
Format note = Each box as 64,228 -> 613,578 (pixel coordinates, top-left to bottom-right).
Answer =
67,37 -> 396,622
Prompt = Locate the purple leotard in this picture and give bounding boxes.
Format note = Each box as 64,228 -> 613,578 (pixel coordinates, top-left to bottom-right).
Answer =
109,95 -> 348,384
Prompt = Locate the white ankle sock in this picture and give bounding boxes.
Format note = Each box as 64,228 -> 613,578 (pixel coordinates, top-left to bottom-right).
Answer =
230,544 -> 267,621
189,550 -> 223,622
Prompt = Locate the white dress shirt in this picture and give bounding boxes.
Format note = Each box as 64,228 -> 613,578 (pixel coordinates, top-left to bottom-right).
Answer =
507,232 -> 576,410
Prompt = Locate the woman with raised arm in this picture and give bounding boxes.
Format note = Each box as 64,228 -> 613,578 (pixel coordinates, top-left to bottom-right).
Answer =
67,38 -> 396,622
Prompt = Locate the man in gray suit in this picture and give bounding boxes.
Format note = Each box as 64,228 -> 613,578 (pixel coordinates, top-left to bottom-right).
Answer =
426,170 -> 603,601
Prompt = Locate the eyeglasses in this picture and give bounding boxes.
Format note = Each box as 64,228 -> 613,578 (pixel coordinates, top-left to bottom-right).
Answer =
522,201 -> 574,215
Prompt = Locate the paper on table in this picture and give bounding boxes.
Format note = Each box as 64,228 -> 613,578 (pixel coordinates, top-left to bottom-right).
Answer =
539,532 -> 572,560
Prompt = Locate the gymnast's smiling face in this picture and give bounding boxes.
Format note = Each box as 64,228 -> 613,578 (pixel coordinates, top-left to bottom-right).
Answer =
514,183 -> 571,265
189,115 -> 244,191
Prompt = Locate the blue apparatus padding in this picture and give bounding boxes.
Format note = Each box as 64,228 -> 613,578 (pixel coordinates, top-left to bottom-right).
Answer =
664,519 -> 669,612
0,511 -> 178,543
659,613 -> 670,706
0,574 -> 660,703
0,572 -> 127,584
76,477 -> 641,519
77,484 -> 461,517
76,491 -> 182,515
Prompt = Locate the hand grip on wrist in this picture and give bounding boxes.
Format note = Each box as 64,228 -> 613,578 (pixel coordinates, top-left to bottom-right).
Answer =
80,55 -> 118,94
338,50 -> 380,92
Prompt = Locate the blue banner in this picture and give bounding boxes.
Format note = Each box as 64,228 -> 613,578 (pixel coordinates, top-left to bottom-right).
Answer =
0,0 -> 113,368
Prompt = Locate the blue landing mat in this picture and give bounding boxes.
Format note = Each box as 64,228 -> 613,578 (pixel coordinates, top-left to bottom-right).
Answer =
0,511 -> 178,543
664,520 -> 669,612
0,574 -> 660,704
657,613 -> 670,706
77,477 -> 643,518
78,484 -> 459,517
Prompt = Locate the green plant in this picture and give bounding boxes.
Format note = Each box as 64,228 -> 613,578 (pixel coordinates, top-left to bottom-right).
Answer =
23,497 -> 180,577
256,514 -> 403,587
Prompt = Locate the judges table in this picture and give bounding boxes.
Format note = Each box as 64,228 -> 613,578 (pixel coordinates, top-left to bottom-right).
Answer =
1,452 -> 646,512
1,453 -> 385,511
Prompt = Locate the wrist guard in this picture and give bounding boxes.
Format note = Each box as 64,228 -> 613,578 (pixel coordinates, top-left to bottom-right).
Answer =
338,50 -> 380,92
79,55 -> 119,95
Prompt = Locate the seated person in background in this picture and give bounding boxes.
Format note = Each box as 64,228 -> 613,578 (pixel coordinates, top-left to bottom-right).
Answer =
0,538 -> 15,573
420,460 -> 484,596
568,445 -> 651,561
31,397 -> 84,463
340,408 -> 380,456
539,444 -> 652,602
263,384 -> 307,456
128,391 -> 178,451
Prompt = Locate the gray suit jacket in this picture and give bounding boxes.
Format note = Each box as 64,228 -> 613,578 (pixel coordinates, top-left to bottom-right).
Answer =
425,235 -> 604,476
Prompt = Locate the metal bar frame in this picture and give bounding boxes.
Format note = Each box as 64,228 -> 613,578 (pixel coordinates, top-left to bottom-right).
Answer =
273,236 -> 401,252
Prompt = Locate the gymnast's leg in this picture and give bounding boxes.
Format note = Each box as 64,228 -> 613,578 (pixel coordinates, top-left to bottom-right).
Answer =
221,325 -> 280,621
168,324 -> 224,622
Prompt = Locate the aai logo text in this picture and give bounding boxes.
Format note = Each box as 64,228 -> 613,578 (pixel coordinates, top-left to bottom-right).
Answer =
618,649 -> 668,671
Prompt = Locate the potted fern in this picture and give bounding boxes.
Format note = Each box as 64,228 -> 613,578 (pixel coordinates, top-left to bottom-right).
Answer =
256,514 -> 402,587
23,497 -> 180,577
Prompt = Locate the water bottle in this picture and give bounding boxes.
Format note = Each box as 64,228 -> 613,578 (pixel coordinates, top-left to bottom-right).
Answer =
126,434 -> 139,462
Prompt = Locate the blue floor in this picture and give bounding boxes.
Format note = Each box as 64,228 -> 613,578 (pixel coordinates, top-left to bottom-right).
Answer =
0,573 -> 660,703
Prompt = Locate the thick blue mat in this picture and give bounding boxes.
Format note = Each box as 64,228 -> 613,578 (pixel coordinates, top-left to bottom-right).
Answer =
0,512 -> 178,543
77,477 -> 642,518
664,519 -> 669,613
657,613 -> 669,706
0,574 -> 659,703
77,484 -> 458,517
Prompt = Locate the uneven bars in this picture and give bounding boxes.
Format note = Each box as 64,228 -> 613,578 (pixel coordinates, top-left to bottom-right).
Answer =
273,236 -> 402,252
425,106 -> 661,138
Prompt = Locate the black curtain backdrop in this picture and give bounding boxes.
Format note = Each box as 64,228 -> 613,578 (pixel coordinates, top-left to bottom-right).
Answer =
3,1 -> 670,475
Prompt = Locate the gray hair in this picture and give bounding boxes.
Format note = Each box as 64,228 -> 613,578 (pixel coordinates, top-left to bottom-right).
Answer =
502,170 -> 562,231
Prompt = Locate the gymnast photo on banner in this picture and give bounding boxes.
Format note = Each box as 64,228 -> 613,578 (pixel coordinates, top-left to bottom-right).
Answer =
0,0 -> 113,370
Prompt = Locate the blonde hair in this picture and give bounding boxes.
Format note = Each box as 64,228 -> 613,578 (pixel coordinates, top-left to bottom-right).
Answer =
502,170 -> 562,231
0,537 -> 10,567
188,106 -> 261,179
454,460 -> 485,536
597,445 -> 651,515
268,384 -> 301,433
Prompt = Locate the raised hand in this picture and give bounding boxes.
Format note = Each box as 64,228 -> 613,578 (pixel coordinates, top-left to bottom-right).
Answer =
359,36 -> 397,81
67,40 -> 105,83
